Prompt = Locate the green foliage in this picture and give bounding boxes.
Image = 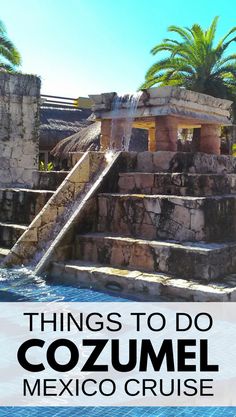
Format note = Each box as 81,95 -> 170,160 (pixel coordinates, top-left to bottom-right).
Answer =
0,19 -> 21,72
39,161 -> 54,171
232,143 -> 236,156
141,17 -> 236,103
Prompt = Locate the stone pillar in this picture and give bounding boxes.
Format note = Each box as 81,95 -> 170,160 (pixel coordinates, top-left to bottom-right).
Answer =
100,119 -> 111,151
148,128 -> 156,151
100,119 -> 126,151
155,116 -> 178,151
111,119 -> 126,150
200,124 -> 221,154
0,72 -> 41,188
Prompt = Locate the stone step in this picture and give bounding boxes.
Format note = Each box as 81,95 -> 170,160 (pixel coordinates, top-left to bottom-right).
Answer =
98,193 -> 236,242
0,222 -> 28,248
135,152 -> 236,174
75,233 -> 236,281
32,171 -> 69,191
118,172 -> 236,196
49,261 -> 236,302
0,247 -> 10,260
0,188 -> 54,224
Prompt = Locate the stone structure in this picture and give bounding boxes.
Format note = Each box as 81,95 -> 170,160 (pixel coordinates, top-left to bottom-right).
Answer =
0,72 -> 41,188
1,86 -> 236,302
48,151 -> 236,302
2,150 -> 236,301
89,86 -> 232,154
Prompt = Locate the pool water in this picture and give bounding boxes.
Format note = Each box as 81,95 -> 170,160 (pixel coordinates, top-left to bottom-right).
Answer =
0,267 -> 235,417
0,267 -> 136,302
1,407 -> 236,417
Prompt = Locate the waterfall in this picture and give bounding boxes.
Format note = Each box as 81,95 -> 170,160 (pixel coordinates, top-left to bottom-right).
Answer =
110,92 -> 142,151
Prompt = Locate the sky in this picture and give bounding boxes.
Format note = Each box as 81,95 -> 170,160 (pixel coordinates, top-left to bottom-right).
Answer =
1,0 -> 236,97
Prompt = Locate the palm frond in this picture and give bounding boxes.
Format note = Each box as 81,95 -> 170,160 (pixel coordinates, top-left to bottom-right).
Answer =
0,20 -> 6,34
141,16 -> 236,109
151,42 -> 176,55
205,16 -> 219,44
0,60 -> 14,71
217,27 -> 236,48
0,21 -> 21,71
167,25 -> 192,42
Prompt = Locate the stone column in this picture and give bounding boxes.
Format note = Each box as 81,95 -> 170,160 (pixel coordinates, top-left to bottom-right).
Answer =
155,116 -> 178,151
109,119 -> 126,150
148,128 -> 156,151
100,119 -> 111,151
100,119 -> 126,151
200,124 -> 221,154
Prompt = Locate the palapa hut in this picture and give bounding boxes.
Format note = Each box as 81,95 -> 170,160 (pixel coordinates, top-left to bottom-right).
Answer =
39,105 -> 92,164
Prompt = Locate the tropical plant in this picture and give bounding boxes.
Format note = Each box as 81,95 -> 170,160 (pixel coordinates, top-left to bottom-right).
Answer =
39,161 -> 54,171
141,17 -> 236,100
232,143 -> 236,156
141,17 -> 236,151
0,19 -> 21,72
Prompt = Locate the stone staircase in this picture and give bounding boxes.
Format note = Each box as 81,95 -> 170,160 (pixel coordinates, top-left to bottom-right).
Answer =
0,171 -> 68,260
50,152 -> 236,301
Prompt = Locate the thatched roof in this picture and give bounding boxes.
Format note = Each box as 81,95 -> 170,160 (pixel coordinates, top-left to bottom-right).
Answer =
51,121 -> 101,157
51,122 -> 148,158
40,106 -> 92,150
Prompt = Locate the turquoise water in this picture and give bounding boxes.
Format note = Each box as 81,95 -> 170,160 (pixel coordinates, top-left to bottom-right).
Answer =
0,267 -> 136,302
1,407 -> 236,417
0,267 -> 235,417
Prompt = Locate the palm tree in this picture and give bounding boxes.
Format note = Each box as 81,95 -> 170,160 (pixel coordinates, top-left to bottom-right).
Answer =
141,17 -> 236,150
0,19 -> 21,72
141,17 -> 236,97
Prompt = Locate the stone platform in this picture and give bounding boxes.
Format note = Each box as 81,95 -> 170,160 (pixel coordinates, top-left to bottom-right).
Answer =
90,86 -> 232,154
50,261 -> 236,302
48,151 -> 236,301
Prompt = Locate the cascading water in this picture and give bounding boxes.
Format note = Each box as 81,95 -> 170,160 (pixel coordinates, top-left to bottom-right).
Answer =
110,91 -> 142,151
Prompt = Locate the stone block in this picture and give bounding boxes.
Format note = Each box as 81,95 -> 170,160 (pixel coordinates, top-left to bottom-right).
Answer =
98,193 -> 236,242
137,152 -> 153,172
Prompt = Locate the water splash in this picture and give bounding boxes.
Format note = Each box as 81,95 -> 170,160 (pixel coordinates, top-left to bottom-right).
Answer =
105,149 -> 116,164
110,92 -> 142,151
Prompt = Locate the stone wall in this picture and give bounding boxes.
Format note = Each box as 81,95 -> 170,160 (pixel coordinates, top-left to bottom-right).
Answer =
32,170 -> 68,191
0,72 -> 41,188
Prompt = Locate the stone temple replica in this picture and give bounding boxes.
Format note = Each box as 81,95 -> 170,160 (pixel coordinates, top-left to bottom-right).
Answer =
91,86 -> 232,155
1,75 -> 236,301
